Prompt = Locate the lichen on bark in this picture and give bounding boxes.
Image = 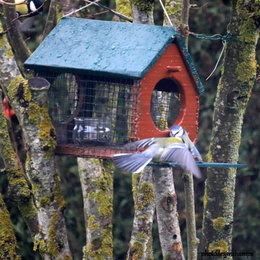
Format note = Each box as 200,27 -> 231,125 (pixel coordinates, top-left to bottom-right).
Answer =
202,0 -> 259,256
131,0 -> 154,12
78,158 -> 113,260
0,193 -> 21,259
116,0 -> 132,17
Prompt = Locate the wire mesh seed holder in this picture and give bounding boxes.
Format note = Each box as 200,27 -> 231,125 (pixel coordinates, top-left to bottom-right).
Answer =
24,17 -> 246,169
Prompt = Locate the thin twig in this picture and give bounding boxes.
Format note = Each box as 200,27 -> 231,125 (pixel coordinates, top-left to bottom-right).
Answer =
0,0 -> 26,6
181,0 -> 190,45
0,26 -> 11,35
86,10 -> 109,18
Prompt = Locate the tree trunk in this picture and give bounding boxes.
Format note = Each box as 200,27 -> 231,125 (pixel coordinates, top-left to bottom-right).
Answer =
1,0 -> 31,74
7,77 -> 72,259
126,169 -> 155,260
0,16 -> 72,258
0,93 -> 39,238
183,171 -> 199,260
115,0 -> 132,18
202,0 -> 259,257
78,158 -> 113,260
41,0 -> 57,40
131,0 -> 154,24
164,0 -> 182,26
0,193 -> 21,259
126,1 -> 155,259
153,168 -> 185,260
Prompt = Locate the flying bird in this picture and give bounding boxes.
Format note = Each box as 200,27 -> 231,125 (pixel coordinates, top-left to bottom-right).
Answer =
113,125 -> 202,178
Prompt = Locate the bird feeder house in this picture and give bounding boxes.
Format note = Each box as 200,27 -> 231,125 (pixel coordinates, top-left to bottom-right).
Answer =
24,17 -> 204,158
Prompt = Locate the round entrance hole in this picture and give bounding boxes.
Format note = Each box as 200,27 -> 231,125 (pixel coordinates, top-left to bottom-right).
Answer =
150,78 -> 181,130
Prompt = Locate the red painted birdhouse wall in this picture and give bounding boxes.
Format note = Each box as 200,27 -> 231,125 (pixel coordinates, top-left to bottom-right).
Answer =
132,44 -> 199,143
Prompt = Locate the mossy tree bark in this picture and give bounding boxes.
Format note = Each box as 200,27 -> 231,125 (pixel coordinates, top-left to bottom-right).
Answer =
125,1 -> 155,259
1,19 -> 38,257
166,1 -> 200,259
2,0 -> 31,75
126,169 -> 155,260
202,0 -> 259,257
0,193 -> 21,259
164,0 -> 182,26
131,0 -> 154,24
153,2 -> 198,259
1,6 -> 72,258
115,0 -> 132,18
5,76 -> 72,259
78,158 -> 113,260
0,92 -> 39,239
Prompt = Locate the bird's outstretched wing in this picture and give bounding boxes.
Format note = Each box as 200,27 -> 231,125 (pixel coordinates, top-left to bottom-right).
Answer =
123,138 -> 156,151
113,153 -> 153,173
160,144 -> 201,178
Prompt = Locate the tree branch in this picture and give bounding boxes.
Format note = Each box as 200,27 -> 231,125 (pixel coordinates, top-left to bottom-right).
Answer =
0,92 -> 39,238
126,169 -> 155,260
78,158 -> 113,260
202,0 -> 259,256
183,171 -> 199,260
41,0 -> 56,40
4,76 -> 72,258
181,0 -> 190,45
0,193 -> 21,259
2,0 -> 30,74
153,167 -> 185,259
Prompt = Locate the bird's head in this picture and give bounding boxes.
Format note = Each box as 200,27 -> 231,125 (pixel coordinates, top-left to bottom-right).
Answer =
32,0 -> 43,9
169,125 -> 185,137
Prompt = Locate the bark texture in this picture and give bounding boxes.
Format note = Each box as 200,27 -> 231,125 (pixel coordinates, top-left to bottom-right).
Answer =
1,0 -> 31,74
0,94 -> 39,238
202,0 -> 259,257
1,1 -> 75,259
0,24 -> 55,259
153,168 -> 184,260
0,192 -> 21,259
126,169 -> 155,260
183,171 -> 199,260
115,0 -> 132,18
41,0 -> 57,40
126,1 -> 155,259
164,0 -> 182,26
131,0 -> 154,24
6,77 -> 72,259
78,158 -> 113,260
167,1 -> 200,258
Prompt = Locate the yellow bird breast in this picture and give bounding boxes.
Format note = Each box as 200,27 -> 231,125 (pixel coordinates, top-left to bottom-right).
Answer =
157,137 -> 183,147
15,0 -> 28,15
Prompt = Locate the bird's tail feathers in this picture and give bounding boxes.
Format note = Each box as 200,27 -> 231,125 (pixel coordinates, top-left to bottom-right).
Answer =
113,153 -> 152,173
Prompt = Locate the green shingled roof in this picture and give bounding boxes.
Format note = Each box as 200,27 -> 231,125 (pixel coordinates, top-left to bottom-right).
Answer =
24,17 -> 204,94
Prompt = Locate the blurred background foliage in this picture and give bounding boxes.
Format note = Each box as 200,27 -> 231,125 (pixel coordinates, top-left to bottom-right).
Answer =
0,0 -> 259,259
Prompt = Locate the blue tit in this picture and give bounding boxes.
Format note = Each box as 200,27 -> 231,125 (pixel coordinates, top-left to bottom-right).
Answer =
113,126 -> 202,178
169,125 -> 203,162
15,0 -> 43,16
